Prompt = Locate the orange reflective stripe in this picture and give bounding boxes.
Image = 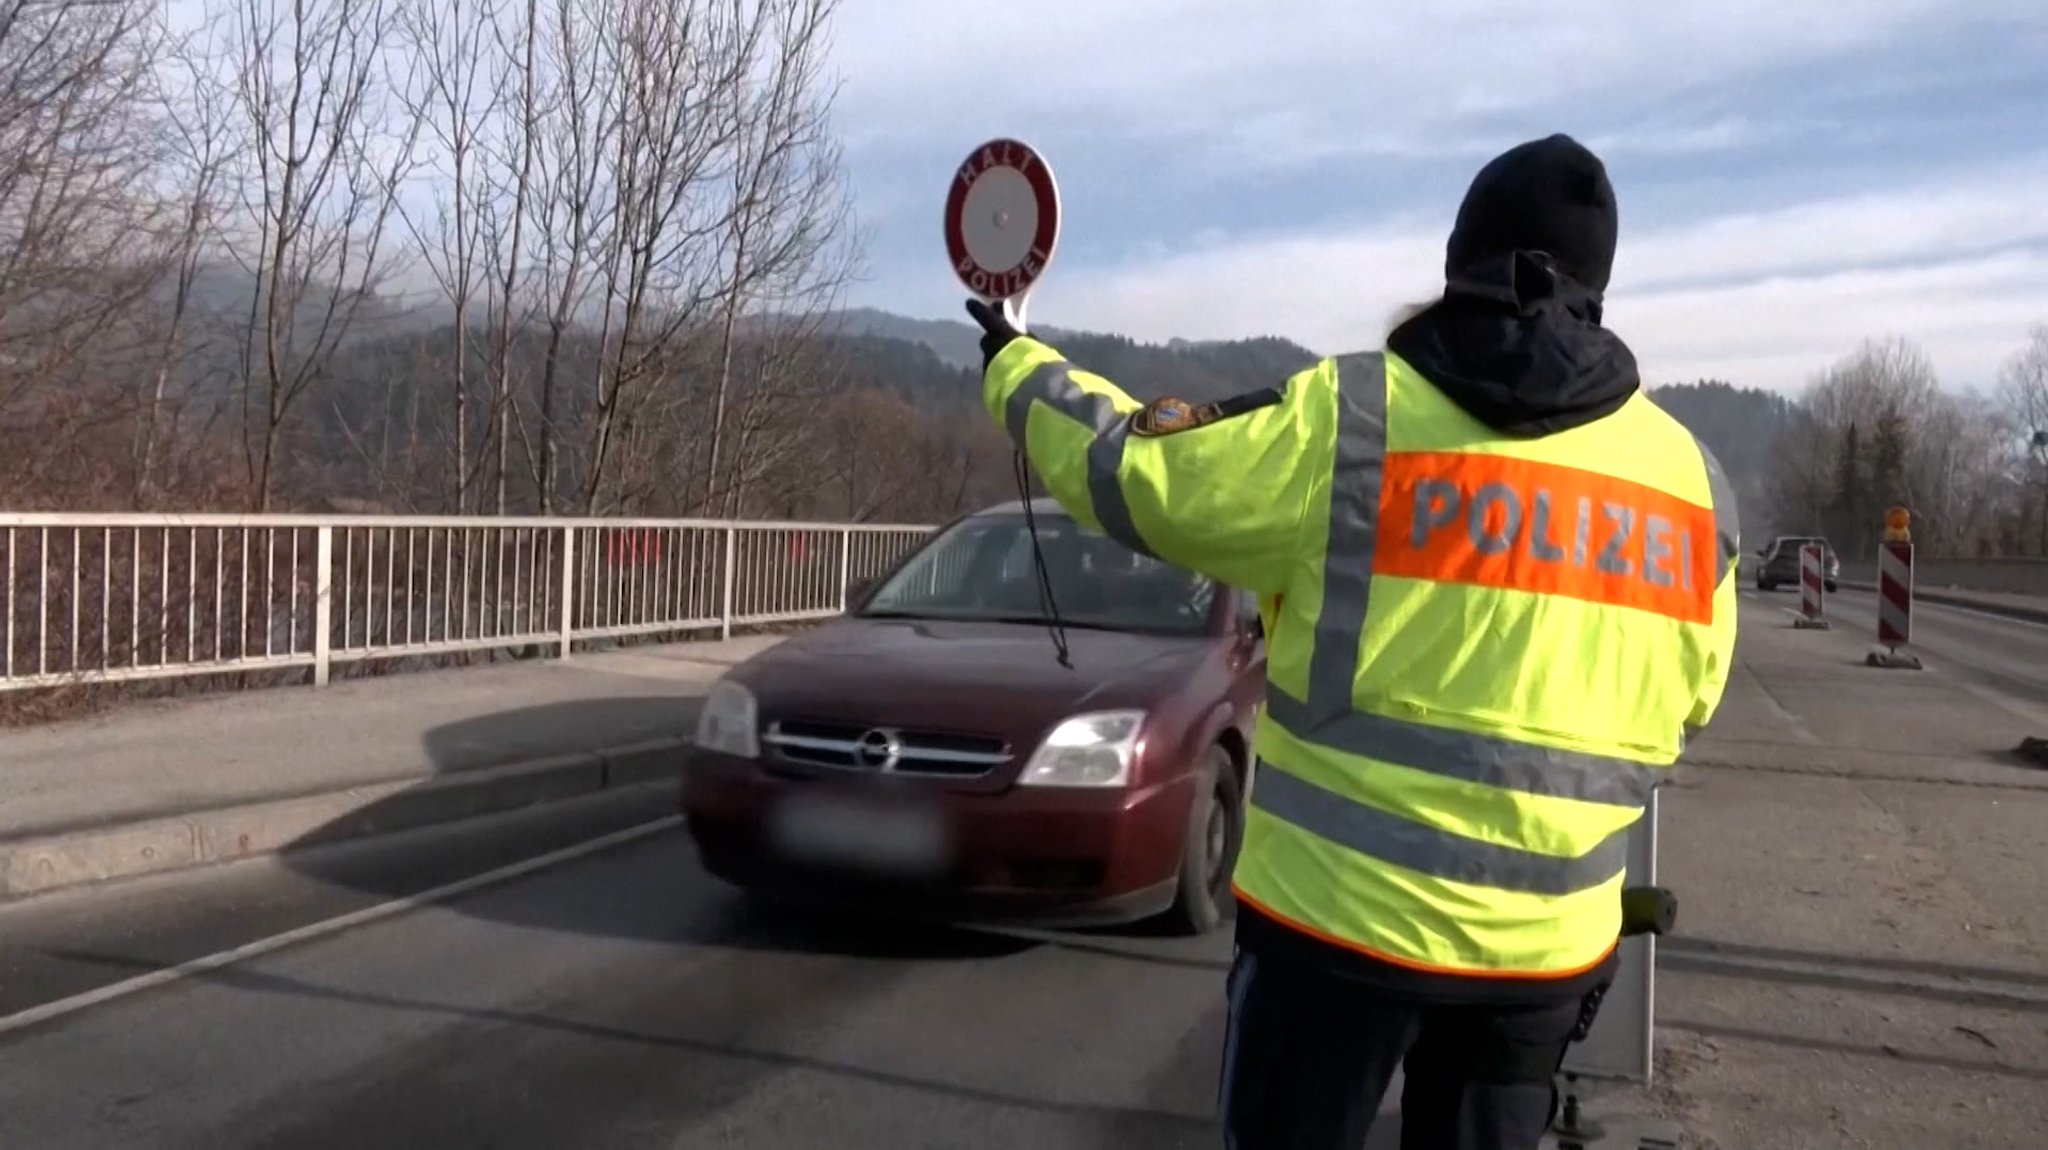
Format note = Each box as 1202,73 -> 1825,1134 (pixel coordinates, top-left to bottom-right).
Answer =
1374,451 -> 1716,624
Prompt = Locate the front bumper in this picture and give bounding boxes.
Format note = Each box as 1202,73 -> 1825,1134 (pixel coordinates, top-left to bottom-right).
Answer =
679,748 -> 1193,927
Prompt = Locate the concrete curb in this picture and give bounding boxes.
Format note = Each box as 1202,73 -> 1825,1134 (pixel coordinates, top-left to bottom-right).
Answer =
1837,580 -> 2048,626
0,735 -> 692,901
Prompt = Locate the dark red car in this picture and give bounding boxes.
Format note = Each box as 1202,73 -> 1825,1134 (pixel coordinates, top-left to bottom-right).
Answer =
680,499 -> 1266,935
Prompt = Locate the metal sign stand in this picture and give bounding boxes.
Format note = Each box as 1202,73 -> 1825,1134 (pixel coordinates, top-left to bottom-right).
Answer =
1548,791 -> 1686,1149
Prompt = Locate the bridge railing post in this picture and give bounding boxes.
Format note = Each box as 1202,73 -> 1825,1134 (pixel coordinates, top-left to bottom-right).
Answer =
838,527 -> 853,611
312,526 -> 333,686
720,525 -> 738,641
557,525 -> 576,660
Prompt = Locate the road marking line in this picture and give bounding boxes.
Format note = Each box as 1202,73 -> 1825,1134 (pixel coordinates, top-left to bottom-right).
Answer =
0,814 -> 683,1039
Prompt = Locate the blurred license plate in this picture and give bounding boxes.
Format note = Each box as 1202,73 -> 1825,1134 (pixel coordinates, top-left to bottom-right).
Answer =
768,794 -> 951,876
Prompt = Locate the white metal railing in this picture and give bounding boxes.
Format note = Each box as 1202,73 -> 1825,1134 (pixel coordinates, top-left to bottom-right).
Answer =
0,515 -> 936,692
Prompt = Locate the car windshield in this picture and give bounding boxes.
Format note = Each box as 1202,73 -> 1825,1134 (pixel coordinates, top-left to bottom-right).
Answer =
859,512 -> 1215,636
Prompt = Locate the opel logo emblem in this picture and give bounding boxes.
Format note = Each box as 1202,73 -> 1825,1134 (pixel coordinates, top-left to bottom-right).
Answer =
855,728 -> 902,771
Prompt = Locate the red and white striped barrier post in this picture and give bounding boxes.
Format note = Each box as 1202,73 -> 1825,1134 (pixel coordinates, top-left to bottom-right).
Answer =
1793,542 -> 1831,629
1876,542 -> 1912,646
1867,506 -> 1922,669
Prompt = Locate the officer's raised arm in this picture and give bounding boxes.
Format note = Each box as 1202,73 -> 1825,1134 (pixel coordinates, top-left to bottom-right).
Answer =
968,301 -> 1339,595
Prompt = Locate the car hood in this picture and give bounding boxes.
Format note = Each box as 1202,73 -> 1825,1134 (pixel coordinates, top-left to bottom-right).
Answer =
728,616 -> 1208,731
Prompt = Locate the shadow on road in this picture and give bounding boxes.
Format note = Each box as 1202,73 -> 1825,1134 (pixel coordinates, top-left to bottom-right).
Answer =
36,946 -> 1225,1144
274,696 -> 1050,963
416,694 -> 698,773
246,698 -> 1266,1145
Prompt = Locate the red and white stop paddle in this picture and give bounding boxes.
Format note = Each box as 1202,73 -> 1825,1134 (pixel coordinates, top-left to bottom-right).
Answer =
944,137 -> 1061,333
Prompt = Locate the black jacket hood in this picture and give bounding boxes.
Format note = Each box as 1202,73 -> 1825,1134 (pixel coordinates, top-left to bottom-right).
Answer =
1386,250 -> 1640,438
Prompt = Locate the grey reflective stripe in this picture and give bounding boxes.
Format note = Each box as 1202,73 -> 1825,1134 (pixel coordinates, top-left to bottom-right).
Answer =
1250,763 -> 1633,896
1265,692 -> 1661,808
1085,419 -> 1157,558
1300,353 -> 1388,723
1697,439 -> 1741,588
1005,361 -> 1156,557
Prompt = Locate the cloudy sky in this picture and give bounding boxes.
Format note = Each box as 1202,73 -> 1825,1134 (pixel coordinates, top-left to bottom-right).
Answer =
827,2 -> 2048,392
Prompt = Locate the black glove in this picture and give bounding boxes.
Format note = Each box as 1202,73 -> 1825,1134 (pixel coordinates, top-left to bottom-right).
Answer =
964,298 -> 1023,369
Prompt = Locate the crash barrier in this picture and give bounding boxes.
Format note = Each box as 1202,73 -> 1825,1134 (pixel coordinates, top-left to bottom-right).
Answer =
1835,555 -> 2048,599
0,514 -> 936,692
1794,543 -> 1830,629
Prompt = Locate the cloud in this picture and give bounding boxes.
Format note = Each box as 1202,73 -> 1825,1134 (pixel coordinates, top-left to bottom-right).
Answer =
832,0 -> 2018,161
831,0 -> 2048,393
1014,163 -> 2048,391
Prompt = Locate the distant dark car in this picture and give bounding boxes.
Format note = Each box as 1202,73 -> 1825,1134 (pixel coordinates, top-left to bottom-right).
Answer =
1754,535 -> 1840,592
679,499 -> 1266,935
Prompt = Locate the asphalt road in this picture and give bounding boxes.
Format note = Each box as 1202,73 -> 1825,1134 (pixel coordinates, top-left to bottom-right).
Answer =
3,594 -> 2044,1149
0,809 -> 1275,1150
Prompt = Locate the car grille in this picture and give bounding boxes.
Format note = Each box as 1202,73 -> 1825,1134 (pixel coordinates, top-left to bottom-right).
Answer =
762,719 -> 1011,778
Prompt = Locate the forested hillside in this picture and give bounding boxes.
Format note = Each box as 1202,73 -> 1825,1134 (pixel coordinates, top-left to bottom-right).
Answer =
1646,380 -> 1798,541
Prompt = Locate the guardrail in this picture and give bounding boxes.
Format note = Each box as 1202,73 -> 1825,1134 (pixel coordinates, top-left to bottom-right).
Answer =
1838,556 -> 2048,599
0,515 -> 936,693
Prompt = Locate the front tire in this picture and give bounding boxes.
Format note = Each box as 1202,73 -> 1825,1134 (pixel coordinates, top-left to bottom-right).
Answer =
1159,744 -> 1244,937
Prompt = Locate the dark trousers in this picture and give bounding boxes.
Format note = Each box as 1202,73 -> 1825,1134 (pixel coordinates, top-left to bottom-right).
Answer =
1217,944 -> 1597,1150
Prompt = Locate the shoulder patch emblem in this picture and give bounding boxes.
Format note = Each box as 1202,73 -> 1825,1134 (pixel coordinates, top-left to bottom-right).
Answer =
1131,396 -> 1221,437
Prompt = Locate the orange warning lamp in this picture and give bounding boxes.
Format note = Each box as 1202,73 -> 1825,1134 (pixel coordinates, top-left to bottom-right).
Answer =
1882,505 -> 1911,543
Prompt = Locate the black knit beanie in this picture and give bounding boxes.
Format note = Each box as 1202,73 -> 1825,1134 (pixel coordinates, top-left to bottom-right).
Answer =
1445,134 -> 1617,295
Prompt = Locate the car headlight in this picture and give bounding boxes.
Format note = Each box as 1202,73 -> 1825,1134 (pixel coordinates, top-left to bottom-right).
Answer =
1017,710 -> 1146,787
694,679 -> 759,759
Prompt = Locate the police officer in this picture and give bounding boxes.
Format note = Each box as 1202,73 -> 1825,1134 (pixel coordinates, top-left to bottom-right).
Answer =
964,133 -> 1740,1150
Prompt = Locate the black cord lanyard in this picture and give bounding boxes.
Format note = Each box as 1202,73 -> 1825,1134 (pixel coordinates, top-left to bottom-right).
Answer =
1013,449 -> 1074,670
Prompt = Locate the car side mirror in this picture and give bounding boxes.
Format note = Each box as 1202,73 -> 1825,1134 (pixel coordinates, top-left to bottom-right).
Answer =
845,577 -> 874,606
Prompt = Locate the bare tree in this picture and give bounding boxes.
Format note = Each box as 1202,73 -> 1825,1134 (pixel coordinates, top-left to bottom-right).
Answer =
1772,335 -> 2035,558
512,0 -> 614,513
395,0 -> 501,511
573,0 -> 734,515
700,0 -> 857,518
1915,389 -> 2015,556
472,0 -> 543,513
1803,336 -> 1942,436
0,0 -> 176,499
221,0 -> 420,510
134,28 -> 241,506
1998,324 -> 2048,553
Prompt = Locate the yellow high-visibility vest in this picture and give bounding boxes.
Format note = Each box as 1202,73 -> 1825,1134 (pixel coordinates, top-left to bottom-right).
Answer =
983,337 -> 1740,977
